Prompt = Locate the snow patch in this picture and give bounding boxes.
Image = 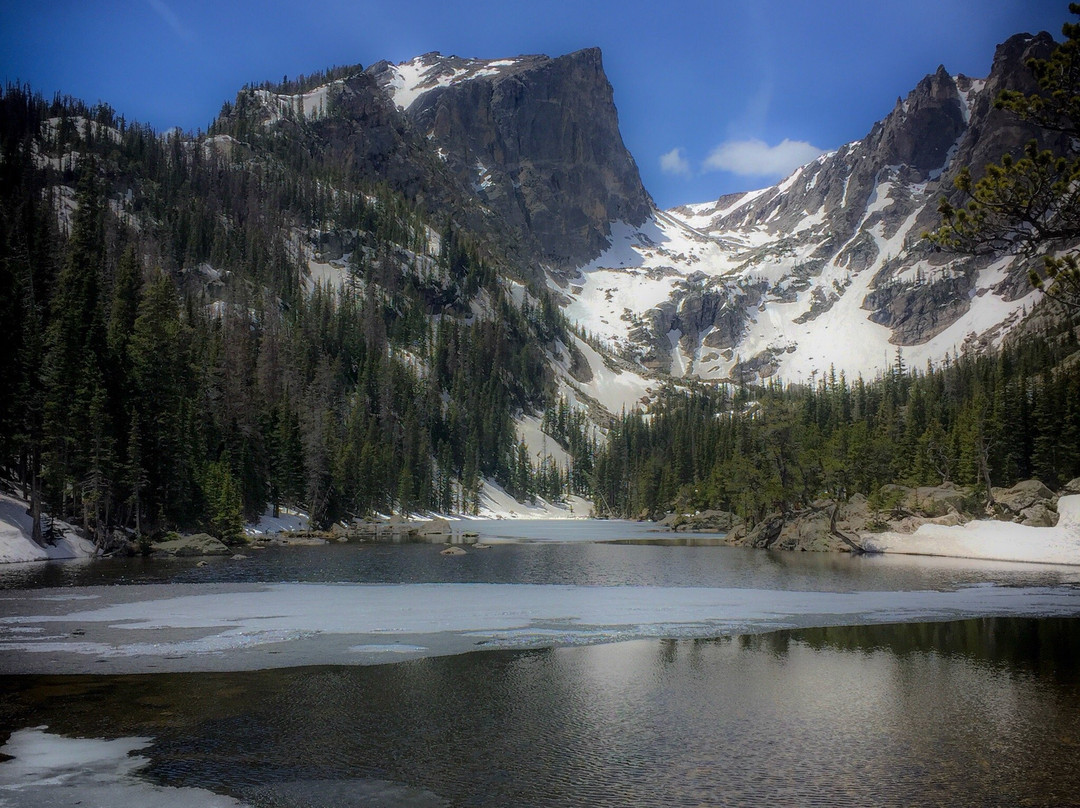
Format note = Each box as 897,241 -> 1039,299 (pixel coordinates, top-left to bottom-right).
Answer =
385,55 -> 523,111
515,414 -> 572,468
0,492 -> 96,565
866,495 -> 1080,565
475,478 -> 589,519
246,506 -> 309,535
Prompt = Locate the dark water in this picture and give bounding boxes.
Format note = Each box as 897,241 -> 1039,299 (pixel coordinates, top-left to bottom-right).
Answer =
2,532 -> 1077,593
2,617 -> 1080,807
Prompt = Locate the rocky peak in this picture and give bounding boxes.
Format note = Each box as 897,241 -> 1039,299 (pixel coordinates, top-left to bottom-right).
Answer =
371,48 -> 653,268
873,64 -> 965,174
945,31 -> 1061,184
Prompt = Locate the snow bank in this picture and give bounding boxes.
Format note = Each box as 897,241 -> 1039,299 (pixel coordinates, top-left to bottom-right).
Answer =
0,493 -> 96,564
245,505 -> 309,535
515,414 -> 571,468
474,478 -> 592,519
0,727 -> 246,807
864,495 -> 1080,565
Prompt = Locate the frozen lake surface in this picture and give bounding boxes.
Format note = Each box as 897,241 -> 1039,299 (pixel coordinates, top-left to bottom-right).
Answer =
2,519 -> 1080,805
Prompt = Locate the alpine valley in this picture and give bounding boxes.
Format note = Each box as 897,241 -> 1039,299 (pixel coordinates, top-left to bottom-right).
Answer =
1,26 -> 1078,540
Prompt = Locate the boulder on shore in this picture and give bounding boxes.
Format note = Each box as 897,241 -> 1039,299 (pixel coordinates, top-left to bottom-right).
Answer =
417,518 -> 453,539
660,509 -> 742,532
724,495 -> 880,553
99,529 -> 138,556
1019,502 -> 1059,527
992,479 -> 1058,515
879,482 -> 977,517
151,533 -> 231,557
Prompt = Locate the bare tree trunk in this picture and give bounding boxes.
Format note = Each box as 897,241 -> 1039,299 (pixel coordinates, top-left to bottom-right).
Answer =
30,482 -> 43,547
829,502 -> 870,554
977,422 -> 996,508
29,453 -> 43,547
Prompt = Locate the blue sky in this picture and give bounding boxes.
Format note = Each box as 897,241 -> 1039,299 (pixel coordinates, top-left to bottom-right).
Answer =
0,0 -> 1067,208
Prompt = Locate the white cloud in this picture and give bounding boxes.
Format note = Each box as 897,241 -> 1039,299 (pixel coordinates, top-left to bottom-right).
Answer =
659,147 -> 691,177
704,138 -> 824,178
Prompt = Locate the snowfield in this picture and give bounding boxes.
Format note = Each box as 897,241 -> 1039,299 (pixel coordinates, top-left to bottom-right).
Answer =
866,495 -> 1080,565
473,477 -> 593,519
557,73 -> 1039,385
557,202 -> 1041,384
383,54 -> 524,110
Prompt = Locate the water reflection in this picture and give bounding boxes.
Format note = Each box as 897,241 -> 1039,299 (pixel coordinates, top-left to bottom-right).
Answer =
1,618 -> 1078,807
3,536 -> 1078,594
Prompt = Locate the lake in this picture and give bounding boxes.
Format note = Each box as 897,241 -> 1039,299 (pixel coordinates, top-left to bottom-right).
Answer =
1,520 -> 1079,806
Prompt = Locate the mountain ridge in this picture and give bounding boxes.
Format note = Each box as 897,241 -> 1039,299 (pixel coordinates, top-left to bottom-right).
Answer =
553,31 -> 1066,384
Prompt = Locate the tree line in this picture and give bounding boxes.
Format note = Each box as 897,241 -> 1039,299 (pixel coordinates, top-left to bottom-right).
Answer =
592,337 -> 1080,522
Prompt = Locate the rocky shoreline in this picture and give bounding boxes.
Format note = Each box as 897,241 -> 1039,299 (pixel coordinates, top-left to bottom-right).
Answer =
10,478 -> 1078,563
659,478 -> 1080,553
90,516 -> 482,560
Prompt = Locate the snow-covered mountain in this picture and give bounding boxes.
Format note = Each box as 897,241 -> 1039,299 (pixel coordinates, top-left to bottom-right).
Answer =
225,37 -> 1063,388
551,32 -> 1064,383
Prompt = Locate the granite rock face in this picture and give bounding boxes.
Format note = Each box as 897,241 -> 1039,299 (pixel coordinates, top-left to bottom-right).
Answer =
226,70 -> 497,257
371,49 -> 652,268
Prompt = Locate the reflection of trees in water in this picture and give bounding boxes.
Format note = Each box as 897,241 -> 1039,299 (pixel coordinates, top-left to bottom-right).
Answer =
780,618 -> 1080,677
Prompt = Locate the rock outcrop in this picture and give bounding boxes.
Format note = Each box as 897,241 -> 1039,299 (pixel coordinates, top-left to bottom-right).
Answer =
720,485 -> 986,553
878,482 -> 979,517
991,479 -> 1060,526
717,476 -> 1072,553
659,510 -> 742,533
722,496 -> 878,553
151,533 -> 232,557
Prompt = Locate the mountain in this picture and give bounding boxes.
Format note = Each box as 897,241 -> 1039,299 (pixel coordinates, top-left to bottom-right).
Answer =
553,32 -> 1066,384
0,37 -> 676,536
221,48 -> 652,276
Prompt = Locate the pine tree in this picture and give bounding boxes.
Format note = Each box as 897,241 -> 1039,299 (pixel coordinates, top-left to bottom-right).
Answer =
204,460 -> 244,544
42,164 -> 108,518
929,3 -> 1080,309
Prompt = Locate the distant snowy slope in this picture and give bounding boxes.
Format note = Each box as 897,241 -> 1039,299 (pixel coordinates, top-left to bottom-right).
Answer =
553,33 -> 1060,383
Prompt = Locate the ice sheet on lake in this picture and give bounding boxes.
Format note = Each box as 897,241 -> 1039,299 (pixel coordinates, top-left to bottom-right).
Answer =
0,727 -> 247,807
1,582 -> 1077,671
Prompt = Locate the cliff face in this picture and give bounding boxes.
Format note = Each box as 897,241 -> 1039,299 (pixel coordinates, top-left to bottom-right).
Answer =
369,49 -> 652,268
